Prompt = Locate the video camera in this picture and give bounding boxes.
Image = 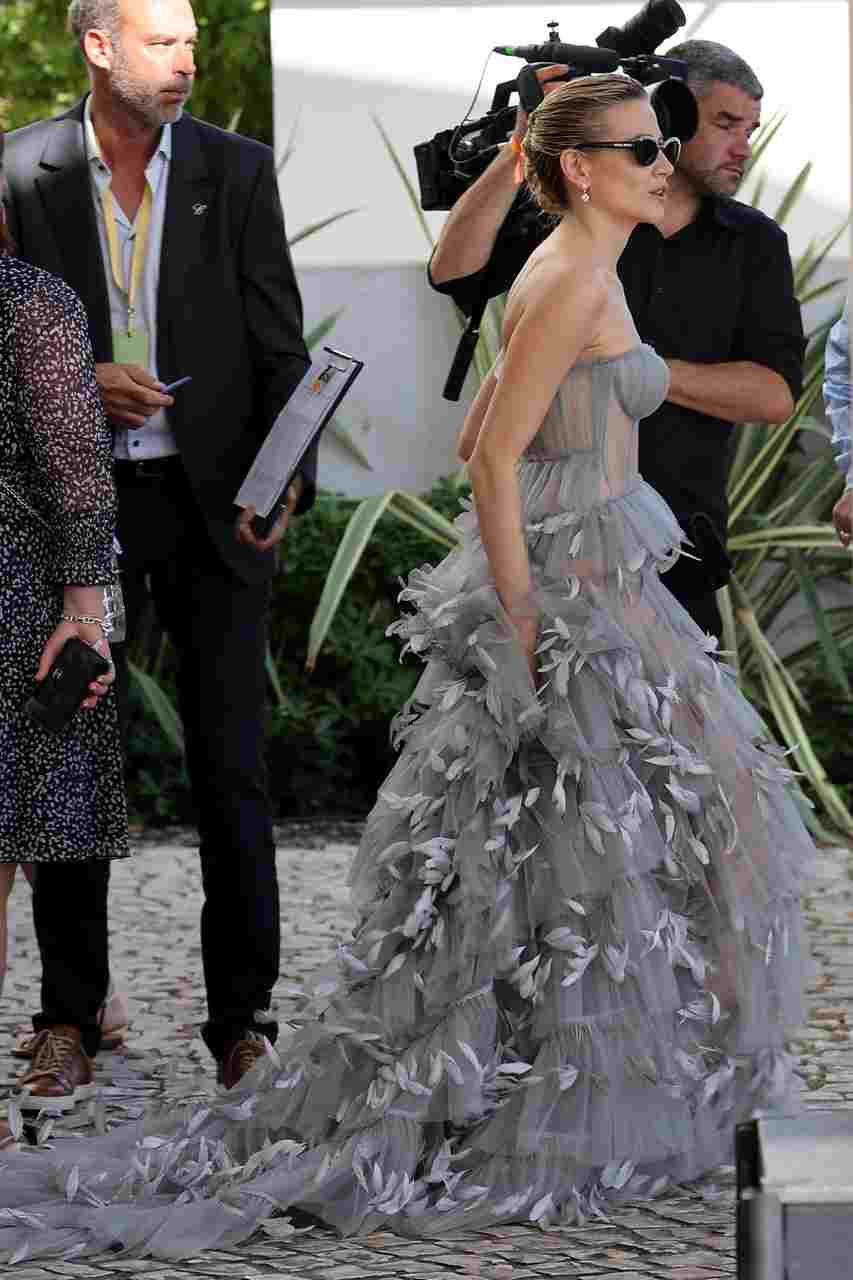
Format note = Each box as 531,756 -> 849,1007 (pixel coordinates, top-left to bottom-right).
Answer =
414,0 -> 699,399
415,0 -> 697,214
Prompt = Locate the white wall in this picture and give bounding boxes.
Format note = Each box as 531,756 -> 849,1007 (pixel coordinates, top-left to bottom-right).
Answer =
304,265 -> 475,499
271,1 -> 851,497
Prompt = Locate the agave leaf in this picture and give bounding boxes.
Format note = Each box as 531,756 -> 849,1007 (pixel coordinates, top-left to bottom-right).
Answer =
799,277 -> 848,308
786,550 -> 852,698
306,492 -> 396,670
371,111 -> 434,251
728,421 -> 766,497
729,575 -> 809,713
765,455 -> 841,524
276,110 -> 302,174
128,661 -> 185,755
794,217 -> 851,295
774,162 -> 812,228
390,492 -> 461,544
305,309 -> 346,352
783,613 -> 853,675
740,109 -> 787,185
804,317 -> 845,375
735,544 -> 774,597
747,169 -> 767,210
226,107 -> 243,134
327,415 -> 374,471
753,639 -> 853,836
792,239 -> 819,297
750,565 -> 799,649
717,585 -> 740,682
387,501 -> 458,550
265,647 -> 287,711
733,599 -> 853,834
289,209 -> 361,248
728,366 -> 826,524
729,525 -> 844,552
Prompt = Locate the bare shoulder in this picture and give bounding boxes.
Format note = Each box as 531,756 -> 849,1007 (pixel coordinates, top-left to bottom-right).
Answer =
534,260 -> 609,314
504,257 -> 609,351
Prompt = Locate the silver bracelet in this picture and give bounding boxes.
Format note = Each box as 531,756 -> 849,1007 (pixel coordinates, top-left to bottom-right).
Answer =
60,613 -> 106,632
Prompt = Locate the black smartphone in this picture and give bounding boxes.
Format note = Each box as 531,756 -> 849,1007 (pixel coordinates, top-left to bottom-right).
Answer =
24,637 -> 110,734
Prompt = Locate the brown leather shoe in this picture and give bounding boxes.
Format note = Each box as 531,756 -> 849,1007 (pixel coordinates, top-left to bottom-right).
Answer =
16,1026 -> 95,1114
13,985 -> 129,1059
217,1030 -> 269,1089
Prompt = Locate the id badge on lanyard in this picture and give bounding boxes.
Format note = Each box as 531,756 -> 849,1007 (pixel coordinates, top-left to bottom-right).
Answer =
102,183 -> 152,366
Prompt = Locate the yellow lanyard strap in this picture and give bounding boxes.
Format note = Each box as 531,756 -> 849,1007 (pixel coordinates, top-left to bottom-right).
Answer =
101,183 -> 153,337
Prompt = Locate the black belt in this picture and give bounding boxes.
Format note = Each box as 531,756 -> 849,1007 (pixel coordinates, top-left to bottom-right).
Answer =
114,454 -> 184,482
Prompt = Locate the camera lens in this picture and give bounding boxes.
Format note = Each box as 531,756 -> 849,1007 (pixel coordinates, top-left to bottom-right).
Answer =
597,0 -> 687,57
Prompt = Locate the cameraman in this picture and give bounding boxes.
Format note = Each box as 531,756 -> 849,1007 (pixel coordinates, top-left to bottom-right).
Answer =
430,40 -> 805,640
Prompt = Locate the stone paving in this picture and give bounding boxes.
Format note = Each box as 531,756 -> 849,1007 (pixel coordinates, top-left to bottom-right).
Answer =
2,822 -> 853,1280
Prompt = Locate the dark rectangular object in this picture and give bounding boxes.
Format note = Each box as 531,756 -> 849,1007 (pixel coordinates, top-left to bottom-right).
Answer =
737,1111 -> 853,1280
24,637 -> 110,733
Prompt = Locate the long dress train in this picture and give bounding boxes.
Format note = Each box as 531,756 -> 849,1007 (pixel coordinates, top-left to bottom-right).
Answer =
0,343 -> 814,1262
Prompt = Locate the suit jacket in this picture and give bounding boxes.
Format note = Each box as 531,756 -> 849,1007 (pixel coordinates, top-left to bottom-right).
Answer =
3,98 -> 313,585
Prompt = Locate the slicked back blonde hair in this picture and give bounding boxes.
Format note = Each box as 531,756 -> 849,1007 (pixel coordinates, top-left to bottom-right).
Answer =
522,73 -> 648,216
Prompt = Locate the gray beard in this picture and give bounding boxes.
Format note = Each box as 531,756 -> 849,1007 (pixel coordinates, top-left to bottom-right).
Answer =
110,53 -> 190,130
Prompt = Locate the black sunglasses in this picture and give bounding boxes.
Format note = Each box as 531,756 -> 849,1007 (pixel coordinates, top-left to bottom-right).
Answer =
574,136 -> 681,167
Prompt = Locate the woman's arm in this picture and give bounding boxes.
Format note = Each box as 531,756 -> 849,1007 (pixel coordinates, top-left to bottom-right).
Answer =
12,276 -> 118,705
468,271 -> 607,662
458,371 -> 498,462
12,277 -> 117,585
430,64 -> 570,289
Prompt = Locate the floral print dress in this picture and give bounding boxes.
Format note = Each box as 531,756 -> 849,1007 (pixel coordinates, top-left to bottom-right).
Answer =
0,255 -> 126,862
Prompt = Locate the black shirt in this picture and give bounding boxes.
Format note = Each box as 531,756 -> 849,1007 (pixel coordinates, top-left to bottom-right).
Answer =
429,196 -> 805,535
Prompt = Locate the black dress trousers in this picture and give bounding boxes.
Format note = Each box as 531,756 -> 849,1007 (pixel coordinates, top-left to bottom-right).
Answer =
111,457 -> 279,1061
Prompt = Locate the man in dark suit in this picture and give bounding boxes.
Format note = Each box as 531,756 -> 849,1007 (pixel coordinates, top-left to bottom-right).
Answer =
4,0 -> 313,1107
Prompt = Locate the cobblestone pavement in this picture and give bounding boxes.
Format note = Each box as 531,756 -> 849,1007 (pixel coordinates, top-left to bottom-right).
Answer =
3,824 -> 853,1280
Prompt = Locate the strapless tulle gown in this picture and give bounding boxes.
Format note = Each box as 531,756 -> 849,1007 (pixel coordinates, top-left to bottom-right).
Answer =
0,343 -> 814,1262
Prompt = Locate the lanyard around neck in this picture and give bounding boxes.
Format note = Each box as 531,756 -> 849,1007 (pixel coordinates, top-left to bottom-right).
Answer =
100,182 -> 153,337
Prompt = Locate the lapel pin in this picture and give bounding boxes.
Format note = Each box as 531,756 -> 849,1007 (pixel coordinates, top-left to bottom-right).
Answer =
192,201 -> 208,216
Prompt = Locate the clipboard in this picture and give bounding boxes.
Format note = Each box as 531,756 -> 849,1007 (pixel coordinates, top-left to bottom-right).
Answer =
235,346 -> 365,537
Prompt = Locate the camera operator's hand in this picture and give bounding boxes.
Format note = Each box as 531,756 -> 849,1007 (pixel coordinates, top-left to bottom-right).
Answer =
431,63 -> 570,288
512,65 -> 570,143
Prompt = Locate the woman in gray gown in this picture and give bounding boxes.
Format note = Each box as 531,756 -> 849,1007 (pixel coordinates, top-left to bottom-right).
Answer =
0,75 -> 813,1258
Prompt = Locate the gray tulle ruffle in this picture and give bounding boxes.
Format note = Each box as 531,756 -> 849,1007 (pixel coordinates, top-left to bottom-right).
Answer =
0,462 -> 814,1263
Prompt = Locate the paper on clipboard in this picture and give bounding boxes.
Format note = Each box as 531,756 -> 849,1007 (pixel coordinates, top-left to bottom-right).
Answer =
235,346 -> 364,519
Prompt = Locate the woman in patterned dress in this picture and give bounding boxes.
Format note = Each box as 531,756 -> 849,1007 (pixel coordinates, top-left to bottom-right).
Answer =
0,133 -> 127,1148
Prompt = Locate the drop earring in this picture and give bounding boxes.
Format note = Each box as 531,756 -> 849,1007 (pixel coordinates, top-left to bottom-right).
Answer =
581,185 -> 591,204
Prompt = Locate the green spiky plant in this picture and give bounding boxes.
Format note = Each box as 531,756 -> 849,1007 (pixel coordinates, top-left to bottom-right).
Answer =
306,111 -> 853,834
718,112 -> 852,835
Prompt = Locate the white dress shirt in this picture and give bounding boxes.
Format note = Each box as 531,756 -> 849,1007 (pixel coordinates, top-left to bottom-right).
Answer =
84,95 -> 178,461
